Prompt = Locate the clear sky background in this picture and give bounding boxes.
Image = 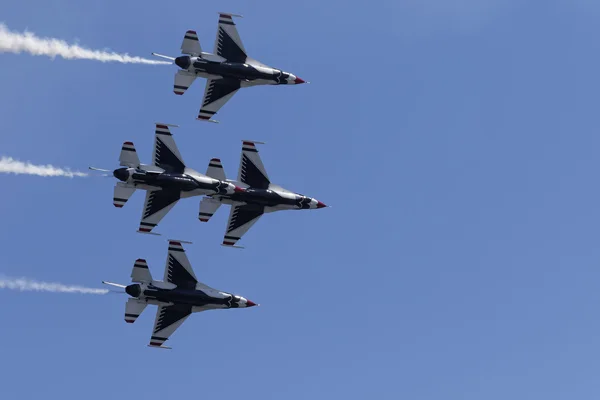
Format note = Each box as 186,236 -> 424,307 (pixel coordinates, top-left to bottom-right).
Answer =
1,0 -> 599,398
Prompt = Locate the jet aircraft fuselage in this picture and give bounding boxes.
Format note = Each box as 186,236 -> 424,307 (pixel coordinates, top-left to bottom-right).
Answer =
217,187 -> 325,211
113,167 -> 241,197
125,282 -> 255,310
175,55 -> 304,87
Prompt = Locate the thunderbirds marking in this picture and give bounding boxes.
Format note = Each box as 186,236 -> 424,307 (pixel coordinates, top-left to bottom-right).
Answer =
199,141 -> 327,248
152,12 -> 307,123
103,240 -> 257,349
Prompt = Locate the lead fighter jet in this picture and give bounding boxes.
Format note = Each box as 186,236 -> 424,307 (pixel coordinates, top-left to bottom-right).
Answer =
103,240 -> 257,349
91,123 -> 243,234
198,141 -> 327,248
152,12 -> 306,123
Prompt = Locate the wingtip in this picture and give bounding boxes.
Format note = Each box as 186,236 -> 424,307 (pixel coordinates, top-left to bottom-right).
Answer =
196,117 -> 220,123
137,230 -> 162,236
155,122 -> 179,128
167,238 -> 193,245
218,11 -> 243,18
147,344 -> 173,350
221,243 -> 245,249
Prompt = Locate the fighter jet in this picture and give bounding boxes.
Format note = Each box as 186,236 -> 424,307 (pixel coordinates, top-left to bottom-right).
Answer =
152,12 -> 307,123
103,240 -> 257,349
90,123 -> 243,234
198,140 -> 327,248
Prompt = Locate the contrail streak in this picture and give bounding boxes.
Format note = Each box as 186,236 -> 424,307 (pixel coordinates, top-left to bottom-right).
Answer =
0,276 -> 108,295
0,23 -> 170,65
0,156 -> 88,178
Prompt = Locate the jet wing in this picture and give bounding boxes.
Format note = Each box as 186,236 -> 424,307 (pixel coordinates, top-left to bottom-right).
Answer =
197,78 -> 240,122
238,141 -> 270,189
214,13 -> 247,63
153,123 -> 186,173
149,304 -> 192,349
222,204 -> 264,247
163,240 -> 198,290
138,189 -> 180,234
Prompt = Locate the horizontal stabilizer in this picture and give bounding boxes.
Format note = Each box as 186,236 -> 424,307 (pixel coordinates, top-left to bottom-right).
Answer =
206,158 -> 226,181
174,71 -> 196,95
199,197 -> 221,222
131,259 -> 152,283
181,30 -> 202,56
119,141 -> 140,167
114,182 -> 135,208
125,298 -> 147,324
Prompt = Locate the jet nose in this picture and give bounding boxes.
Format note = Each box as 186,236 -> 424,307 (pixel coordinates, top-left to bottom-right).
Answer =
316,200 -> 327,209
294,76 -> 306,84
113,167 -> 130,182
175,55 -> 191,70
245,300 -> 258,307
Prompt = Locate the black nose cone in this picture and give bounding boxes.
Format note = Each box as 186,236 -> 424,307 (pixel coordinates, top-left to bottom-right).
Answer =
175,56 -> 191,70
113,168 -> 129,182
125,284 -> 141,298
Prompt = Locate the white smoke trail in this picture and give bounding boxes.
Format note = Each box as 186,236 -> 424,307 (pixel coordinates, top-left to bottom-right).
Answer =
0,276 -> 108,295
0,156 -> 88,178
0,23 -> 170,65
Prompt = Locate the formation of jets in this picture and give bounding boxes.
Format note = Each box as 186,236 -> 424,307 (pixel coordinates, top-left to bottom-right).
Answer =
89,13 -> 325,348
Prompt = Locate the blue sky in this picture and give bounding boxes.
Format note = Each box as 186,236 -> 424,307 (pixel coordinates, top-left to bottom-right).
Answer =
1,0 -> 600,398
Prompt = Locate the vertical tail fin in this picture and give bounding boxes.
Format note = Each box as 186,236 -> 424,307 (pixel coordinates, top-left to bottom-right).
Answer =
206,158 -> 226,181
119,141 -> 140,167
131,259 -> 153,283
